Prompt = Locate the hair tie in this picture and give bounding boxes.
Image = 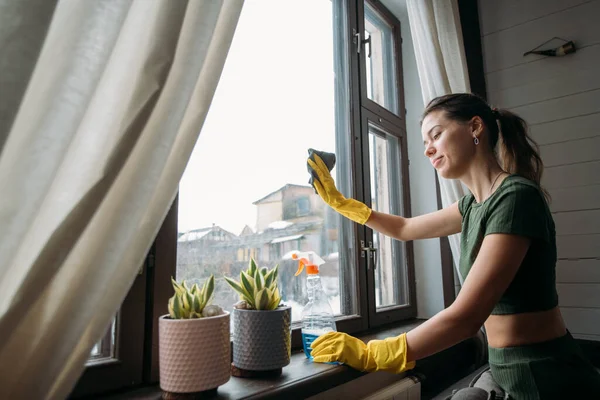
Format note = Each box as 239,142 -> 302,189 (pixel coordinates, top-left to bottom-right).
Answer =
491,107 -> 499,119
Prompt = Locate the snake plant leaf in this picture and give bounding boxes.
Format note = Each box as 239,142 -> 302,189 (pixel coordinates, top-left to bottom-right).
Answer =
256,288 -> 270,310
187,291 -> 195,311
203,275 -> 215,306
255,269 -> 264,292
268,287 -> 281,310
260,267 -> 268,276
173,294 -> 182,319
224,276 -> 245,296
168,296 -> 176,319
171,277 -> 184,296
271,265 -> 279,284
264,269 -> 275,288
193,291 -> 201,312
200,279 -> 207,300
249,258 -> 258,276
181,292 -> 190,311
268,295 -> 280,310
225,276 -> 255,308
191,283 -> 199,295
241,271 -> 255,297
252,266 -> 260,284
181,306 -> 190,319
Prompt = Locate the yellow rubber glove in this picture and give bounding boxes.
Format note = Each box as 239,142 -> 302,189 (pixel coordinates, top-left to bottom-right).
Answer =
310,332 -> 416,374
307,154 -> 372,225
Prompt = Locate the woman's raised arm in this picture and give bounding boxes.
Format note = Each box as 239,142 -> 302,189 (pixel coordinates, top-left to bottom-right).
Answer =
366,202 -> 462,241
308,153 -> 462,241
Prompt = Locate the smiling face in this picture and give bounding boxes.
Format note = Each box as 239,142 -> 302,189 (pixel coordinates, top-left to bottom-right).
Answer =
421,110 -> 480,179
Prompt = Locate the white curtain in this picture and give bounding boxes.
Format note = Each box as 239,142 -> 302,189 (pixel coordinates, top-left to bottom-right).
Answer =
406,0 -> 471,282
0,1 -> 243,399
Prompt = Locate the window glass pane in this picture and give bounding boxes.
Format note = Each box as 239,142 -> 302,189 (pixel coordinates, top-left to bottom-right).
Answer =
86,317 -> 117,366
177,0 -> 357,324
368,123 -> 408,308
364,2 -> 399,115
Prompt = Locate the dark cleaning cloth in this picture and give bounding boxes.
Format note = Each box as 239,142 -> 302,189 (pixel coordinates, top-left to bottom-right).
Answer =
307,148 -> 336,194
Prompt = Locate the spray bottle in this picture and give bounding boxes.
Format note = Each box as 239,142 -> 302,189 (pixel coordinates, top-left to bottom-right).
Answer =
292,251 -> 337,359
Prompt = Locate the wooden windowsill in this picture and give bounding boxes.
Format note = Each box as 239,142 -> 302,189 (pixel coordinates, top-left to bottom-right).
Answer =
96,319 -> 483,400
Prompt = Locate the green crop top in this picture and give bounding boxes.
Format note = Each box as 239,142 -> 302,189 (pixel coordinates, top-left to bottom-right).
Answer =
458,175 -> 559,315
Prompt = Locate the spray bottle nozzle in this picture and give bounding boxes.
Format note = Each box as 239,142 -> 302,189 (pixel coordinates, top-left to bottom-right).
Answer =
292,251 -> 326,276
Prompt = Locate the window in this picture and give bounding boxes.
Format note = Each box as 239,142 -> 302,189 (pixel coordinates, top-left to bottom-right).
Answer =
364,1 -> 400,115
87,318 -> 117,366
72,259 -> 148,397
177,0 -> 361,327
296,197 -> 310,216
74,0 -> 416,396
177,0 -> 413,335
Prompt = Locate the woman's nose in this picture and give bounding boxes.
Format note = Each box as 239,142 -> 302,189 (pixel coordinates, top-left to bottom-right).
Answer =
424,144 -> 435,158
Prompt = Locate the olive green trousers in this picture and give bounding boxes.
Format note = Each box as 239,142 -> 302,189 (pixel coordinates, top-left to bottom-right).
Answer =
447,331 -> 600,400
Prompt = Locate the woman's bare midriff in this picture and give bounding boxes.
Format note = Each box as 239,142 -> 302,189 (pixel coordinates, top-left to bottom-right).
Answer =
484,307 -> 567,348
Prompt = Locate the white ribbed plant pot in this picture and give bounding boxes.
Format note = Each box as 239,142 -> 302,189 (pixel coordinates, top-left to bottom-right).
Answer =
232,306 -> 292,371
158,312 -> 230,393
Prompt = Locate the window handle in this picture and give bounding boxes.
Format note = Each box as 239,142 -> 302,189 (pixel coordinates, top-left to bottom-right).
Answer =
353,30 -> 372,57
361,240 -> 378,270
364,35 -> 372,58
353,29 -> 361,53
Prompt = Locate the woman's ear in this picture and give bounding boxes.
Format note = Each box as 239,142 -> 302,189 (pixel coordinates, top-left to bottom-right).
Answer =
470,116 -> 484,136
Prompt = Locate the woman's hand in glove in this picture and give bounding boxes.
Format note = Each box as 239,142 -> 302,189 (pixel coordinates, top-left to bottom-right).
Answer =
307,154 -> 372,225
310,331 -> 415,374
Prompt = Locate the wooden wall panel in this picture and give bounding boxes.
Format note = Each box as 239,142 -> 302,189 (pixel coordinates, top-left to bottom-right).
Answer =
540,136 -> 600,167
489,64 -> 600,109
483,1 -> 600,72
550,185 -> 600,212
553,209 -> 600,235
529,112 -> 600,145
556,259 -> 600,283
542,161 -> 600,189
486,44 -> 600,94
510,89 -> 600,125
556,234 -> 600,259
479,0 -> 590,36
558,284 -> 600,308
561,308 -> 600,336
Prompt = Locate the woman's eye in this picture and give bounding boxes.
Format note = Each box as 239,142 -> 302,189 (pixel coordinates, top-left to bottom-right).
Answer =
433,132 -> 441,140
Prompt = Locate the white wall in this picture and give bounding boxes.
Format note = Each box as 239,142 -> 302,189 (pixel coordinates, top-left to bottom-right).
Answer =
381,0 -> 445,318
479,0 -> 600,341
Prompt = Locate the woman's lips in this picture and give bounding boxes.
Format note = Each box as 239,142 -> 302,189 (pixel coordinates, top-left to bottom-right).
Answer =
432,156 -> 443,168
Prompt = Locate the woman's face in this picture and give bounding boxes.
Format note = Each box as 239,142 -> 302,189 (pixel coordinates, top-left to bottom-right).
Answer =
421,110 -> 478,179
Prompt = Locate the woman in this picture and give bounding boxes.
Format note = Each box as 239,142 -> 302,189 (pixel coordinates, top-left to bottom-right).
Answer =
307,93 -> 600,399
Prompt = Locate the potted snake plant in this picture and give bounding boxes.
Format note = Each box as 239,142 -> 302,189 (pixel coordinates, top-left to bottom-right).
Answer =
225,258 -> 292,373
158,276 -> 230,394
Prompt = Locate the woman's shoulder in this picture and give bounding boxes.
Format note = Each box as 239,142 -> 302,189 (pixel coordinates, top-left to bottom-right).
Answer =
494,174 -> 545,202
484,175 -> 555,241
486,174 -> 550,220
458,192 -> 476,216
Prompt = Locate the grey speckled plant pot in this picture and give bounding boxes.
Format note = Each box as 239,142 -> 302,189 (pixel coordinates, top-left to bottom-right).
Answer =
232,306 -> 292,371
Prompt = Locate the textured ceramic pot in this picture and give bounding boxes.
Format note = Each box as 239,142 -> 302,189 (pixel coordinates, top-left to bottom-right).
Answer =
159,312 -> 230,393
232,306 -> 292,371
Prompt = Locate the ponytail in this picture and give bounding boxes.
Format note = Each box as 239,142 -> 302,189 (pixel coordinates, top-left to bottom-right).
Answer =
423,93 -> 550,200
495,109 -> 548,199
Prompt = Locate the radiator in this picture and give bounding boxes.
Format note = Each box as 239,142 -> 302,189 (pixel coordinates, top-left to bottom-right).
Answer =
360,376 -> 421,400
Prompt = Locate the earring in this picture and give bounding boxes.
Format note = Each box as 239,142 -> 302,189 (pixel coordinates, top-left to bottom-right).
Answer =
474,137 -> 479,145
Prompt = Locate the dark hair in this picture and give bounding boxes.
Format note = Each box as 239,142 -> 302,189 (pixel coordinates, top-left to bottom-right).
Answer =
422,93 -> 548,199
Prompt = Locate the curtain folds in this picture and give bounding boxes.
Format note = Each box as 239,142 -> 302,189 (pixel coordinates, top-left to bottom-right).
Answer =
0,1 -> 243,398
406,0 -> 471,282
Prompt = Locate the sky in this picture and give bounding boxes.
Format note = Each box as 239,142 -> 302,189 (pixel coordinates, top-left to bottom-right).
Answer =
178,1 -> 337,234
